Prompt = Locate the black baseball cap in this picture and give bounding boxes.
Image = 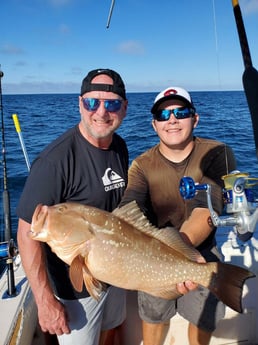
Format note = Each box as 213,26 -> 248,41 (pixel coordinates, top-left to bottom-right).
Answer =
80,68 -> 126,100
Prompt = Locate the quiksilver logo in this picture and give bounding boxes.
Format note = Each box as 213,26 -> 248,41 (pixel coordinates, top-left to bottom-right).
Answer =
102,168 -> 126,192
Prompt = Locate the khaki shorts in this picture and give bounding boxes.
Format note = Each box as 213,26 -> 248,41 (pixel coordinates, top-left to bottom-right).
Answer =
138,286 -> 225,332
58,286 -> 126,345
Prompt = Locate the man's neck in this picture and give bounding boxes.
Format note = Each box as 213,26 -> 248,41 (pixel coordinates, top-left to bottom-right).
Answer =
159,138 -> 195,163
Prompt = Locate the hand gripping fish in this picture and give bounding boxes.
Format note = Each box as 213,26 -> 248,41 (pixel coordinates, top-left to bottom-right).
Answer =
30,201 -> 255,313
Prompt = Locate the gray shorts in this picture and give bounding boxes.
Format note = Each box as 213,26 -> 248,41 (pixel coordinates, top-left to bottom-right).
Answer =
57,286 -> 126,345
138,286 -> 225,332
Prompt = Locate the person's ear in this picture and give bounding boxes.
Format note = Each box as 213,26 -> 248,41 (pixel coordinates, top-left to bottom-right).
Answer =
192,114 -> 199,128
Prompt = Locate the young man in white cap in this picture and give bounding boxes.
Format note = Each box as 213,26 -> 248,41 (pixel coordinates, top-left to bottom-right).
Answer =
120,86 -> 236,345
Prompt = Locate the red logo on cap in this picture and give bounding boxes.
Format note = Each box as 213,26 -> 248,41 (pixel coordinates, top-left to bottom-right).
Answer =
164,89 -> 178,96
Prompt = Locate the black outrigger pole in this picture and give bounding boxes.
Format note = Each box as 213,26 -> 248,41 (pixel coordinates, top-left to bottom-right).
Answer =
232,0 -> 258,158
0,67 -> 12,242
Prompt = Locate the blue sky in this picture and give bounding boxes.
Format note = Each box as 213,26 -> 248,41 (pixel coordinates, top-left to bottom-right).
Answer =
1,0 -> 258,94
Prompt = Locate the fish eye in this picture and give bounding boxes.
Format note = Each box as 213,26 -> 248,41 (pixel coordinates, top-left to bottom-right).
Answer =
58,205 -> 66,212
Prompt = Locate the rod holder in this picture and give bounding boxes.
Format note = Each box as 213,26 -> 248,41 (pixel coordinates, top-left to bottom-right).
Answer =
6,258 -> 17,296
1,240 -> 20,299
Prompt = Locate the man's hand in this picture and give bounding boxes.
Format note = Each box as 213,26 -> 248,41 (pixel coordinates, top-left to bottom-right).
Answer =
38,296 -> 71,336
176,253 -> 206,295
176,280 -> 199,295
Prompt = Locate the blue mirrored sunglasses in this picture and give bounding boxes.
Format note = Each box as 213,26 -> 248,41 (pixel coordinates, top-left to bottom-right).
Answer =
153,106 -> 196,121
82,98 -> 122,112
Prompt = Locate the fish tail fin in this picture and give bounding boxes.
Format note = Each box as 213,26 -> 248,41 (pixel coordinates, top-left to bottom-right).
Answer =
209,262 -> 255,313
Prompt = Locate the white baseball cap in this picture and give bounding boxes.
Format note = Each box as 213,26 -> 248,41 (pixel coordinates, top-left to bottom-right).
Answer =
151,86 -> 194,114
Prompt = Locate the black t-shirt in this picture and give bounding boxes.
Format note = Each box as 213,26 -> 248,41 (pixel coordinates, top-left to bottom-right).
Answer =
17,125 -> 128,299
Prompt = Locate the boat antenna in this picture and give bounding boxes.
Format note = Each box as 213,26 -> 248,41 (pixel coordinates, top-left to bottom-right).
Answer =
106,0 -> 115,28
0,67 -> 12,242
232,0 -> 258,158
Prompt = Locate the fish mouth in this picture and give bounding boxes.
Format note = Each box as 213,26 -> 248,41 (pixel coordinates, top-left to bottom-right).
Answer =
30,204 -> 48,239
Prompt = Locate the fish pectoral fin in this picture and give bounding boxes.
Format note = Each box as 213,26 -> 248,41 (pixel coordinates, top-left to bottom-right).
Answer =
81,261 -> 107,301
69,255 -> 106,300
82,270 -> 106,301
69,255 -> 84,292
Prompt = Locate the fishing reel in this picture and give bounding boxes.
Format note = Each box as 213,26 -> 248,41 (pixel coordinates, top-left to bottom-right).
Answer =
0,239 -> 18,260
179,171 -> 258,242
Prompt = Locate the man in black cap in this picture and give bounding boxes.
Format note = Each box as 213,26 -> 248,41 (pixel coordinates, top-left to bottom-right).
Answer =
17,68 -> 128,345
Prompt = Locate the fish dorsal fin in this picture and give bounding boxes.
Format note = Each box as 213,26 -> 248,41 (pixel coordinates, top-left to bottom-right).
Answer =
153,227 -> 201,262
112,201 -> 158,233
113,201 -> 201,262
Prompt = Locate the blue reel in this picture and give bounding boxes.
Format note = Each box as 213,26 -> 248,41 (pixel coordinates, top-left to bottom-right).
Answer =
0,239 -> 17,260
180,173 -> 258,243
179,177 -> 208,200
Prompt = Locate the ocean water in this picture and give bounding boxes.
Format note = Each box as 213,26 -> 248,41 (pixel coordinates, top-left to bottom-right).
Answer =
0,91 -> 258,242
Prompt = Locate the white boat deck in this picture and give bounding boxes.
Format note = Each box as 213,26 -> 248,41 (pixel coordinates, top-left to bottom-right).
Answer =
122,227 -> 258,345
0,256 -> 37,345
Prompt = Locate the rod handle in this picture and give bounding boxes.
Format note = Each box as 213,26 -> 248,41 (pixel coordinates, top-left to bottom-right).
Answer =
12,113 -> 21,133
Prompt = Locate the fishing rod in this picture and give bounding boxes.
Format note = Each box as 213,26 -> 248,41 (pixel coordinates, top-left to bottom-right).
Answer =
106,0 -> 115,28
0,68 -> 12,242
0,85 -> 31,298
12,114 -> 31,171
232,0 -> 258,157
0,68 -> 18,297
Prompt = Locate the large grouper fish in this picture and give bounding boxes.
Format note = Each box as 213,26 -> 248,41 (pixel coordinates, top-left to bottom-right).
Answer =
30,201 -> 255,313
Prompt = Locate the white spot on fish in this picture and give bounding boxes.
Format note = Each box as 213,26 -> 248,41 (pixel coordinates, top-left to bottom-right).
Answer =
97,228 -> 114,235
102,239 -> 121,248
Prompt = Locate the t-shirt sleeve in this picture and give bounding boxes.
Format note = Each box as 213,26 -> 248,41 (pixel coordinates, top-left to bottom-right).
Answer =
119,159 -> 156,222
16,156 -> 64,223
